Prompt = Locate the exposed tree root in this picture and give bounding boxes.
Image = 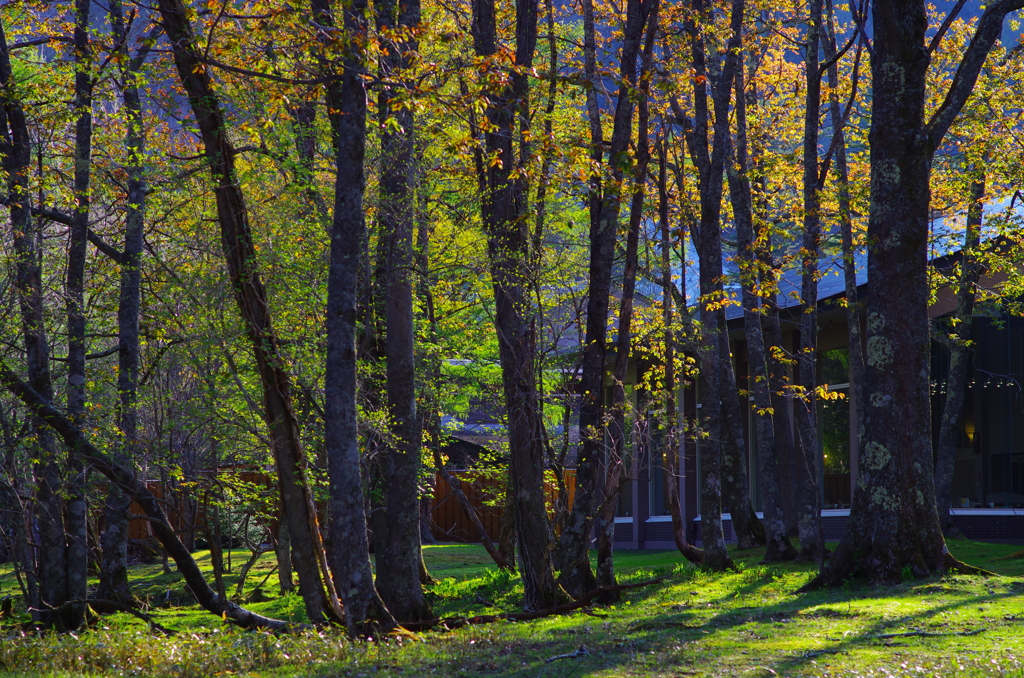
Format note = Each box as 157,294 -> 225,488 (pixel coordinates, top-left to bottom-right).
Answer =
801,547 -> 996,593
944,552 -> 996,577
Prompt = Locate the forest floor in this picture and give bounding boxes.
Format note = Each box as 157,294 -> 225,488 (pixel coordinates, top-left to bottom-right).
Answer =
2,539 -> 1024,677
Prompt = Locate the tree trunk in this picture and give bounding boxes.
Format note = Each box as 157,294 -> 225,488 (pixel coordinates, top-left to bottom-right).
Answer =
793,0 -> 826,565
658,139 -> 704,565
595,12 -> 659,596
0,16 -> 69,629
61,0 -> 93,629
275,519 -> 295,593
807,0 -> 1020,588
726,58 -> 797,563
759,266 -> 799,536
934,177 -> 983,533
207,502 -> 227,601
823,0 -> 867,507
311,0 -> 398,635
156,0 -> 339,624
718,332 -> 763,549
470,0 -> 559,611
558,0 -> 658,600
709,2 -> 763,554
684,0 -> 745,571
373,0 -> 432,624
97,0 -> 146,608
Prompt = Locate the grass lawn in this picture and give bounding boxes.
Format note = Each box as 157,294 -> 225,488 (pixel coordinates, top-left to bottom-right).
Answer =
2,539 -> 1024,676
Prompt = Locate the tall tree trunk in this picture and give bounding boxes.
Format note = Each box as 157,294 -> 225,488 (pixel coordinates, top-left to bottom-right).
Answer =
0,16 -> 67,629
708,9 -> 763,553
62,0 -> 93,629
824,0 -> 866,503
759,254 -> 799,536
97,0 -> 147,608
311,0 -> 398,635
684,0 -> 745,571
558,0 -> 658,600
793,0 -> 826,565
470,0 -> 559,611
156,0 -> 340,624
658,138 -> 704,565
595,9 -> 659,596
934,176 -> 983,534
726,58 -> 797,563
808,0 -> 1021,588
373,0 -> 432,622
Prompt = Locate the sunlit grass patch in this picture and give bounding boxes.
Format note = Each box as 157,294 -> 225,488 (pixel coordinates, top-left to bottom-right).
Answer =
1,539 -> 1024,675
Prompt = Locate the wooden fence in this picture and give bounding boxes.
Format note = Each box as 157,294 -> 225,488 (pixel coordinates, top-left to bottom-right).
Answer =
127,468 -> 576,546
126,469 -> 273,542
430,470 -> 576,542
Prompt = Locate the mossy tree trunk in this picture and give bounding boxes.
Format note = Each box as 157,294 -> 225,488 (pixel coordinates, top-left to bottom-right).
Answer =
809,0 -> 1023,588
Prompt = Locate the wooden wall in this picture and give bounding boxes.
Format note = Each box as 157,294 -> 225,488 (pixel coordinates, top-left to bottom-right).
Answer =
430,470 -> 576,542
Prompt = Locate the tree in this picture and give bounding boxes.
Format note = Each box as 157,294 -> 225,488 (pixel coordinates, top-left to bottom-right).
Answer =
155,0 -> 341,623
595,0 -> 661,597
809,0 -> 1024,588
372,0 -> 434,624
791,0 -> 826,565
823,0 -> 866,521
0,12 -> 73,629
313,0 -> 398,635
96,0 -> 153,608
657,134 -> 704,565
726,51 -> 797,563
557,0 -> 659,599
682,0 -> 747,571
62,0 -> 93,626
470,0 -> 560,611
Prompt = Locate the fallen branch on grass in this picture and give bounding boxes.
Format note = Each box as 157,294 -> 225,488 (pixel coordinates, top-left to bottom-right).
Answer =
400,576 -> 669,631
545,645 -> 590,663
870,628 -> 985,640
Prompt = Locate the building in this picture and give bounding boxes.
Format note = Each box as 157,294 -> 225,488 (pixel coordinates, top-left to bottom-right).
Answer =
612,248 -> 1024,547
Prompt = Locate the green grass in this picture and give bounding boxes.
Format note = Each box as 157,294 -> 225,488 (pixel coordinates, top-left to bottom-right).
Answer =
2,540 -> 1024,676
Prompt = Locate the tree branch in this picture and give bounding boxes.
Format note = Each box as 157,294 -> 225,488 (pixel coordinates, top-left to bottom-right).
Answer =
926,0 -> 1024,150
927,0 -> 968,55
87,229 -> 125,263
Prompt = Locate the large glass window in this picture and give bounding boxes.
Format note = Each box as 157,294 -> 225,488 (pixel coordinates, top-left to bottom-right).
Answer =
933,315 -> 1024,509
649,421 -> 671,517
616,468 -> 633,517
821,349 -> 851,508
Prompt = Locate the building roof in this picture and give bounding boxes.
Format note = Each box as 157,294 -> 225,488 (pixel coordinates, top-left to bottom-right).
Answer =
724,251 -> 869,321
